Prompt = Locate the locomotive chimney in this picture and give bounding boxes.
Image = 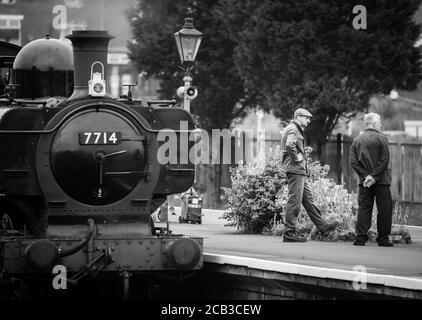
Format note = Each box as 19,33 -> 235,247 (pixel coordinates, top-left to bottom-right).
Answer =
66,30 -> 113,101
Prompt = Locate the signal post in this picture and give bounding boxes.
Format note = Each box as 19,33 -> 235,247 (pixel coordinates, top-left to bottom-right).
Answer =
183,75 -> 193,112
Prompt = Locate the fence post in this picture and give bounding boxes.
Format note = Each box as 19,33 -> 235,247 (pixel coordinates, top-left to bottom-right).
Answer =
397,137 -> 402,206
400,139 -> 405,204
336,133 -> 342,184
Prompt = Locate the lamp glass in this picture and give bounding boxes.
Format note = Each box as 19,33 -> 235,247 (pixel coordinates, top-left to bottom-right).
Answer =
174,19 -> 203,63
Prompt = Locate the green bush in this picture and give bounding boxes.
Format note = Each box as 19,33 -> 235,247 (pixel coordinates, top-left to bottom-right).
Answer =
222,147 -> 286,233
292,176 -> 358,240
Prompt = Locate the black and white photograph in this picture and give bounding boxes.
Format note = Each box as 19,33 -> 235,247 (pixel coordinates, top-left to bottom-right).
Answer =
1,0 -> 422,311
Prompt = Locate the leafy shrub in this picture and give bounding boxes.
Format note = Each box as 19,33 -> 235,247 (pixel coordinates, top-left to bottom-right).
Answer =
392,202 -> 409,226
222,147 -> 286,233
293,176 -> 358,240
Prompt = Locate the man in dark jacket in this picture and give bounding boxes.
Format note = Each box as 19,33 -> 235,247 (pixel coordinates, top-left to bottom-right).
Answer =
281,108 -> 338,242
350,113 -> 393,247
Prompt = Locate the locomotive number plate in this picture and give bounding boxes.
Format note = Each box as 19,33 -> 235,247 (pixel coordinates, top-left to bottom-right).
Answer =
79,132 -> 121,145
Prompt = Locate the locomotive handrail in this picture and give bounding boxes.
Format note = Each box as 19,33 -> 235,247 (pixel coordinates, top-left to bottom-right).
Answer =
0,98 -> 48,105
59,218 -> 96,258
147,99 -> 177,106
0,101 -> 198,134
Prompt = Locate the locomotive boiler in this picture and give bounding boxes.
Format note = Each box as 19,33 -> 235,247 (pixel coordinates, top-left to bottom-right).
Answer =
0,30 -> 202,297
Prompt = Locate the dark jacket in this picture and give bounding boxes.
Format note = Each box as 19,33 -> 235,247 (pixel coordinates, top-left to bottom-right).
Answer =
281,121 -> 308,175
350,128 -> 391,185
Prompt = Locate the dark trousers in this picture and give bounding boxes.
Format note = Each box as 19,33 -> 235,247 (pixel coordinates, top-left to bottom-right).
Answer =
356,184 -> 392,243
285,173 -> 327,234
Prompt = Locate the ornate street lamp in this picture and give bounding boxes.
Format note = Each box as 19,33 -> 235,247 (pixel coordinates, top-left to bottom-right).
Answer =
174,15 -> 202,112
174,17 -> 203,65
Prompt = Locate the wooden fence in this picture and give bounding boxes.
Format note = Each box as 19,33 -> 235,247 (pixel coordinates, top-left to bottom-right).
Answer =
194,133 -> 281,207
324,135 -> 422,205
194,132 -> 422,223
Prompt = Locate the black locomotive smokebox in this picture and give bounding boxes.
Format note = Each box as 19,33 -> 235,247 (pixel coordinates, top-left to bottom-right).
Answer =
66,30 -> 114,101
24,239 -> 59,272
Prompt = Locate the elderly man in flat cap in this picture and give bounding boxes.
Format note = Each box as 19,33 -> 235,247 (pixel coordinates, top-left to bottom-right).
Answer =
280,108 -> 338,242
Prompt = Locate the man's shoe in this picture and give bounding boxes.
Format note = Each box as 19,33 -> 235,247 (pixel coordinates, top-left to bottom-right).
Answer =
283,234 -> 307,242
378,241 -> 394,247
321,221 -> 339,237
325,230 -> 339,242
353,240 -> 366,246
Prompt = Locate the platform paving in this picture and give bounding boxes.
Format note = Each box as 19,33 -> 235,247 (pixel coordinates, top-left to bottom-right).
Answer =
159,208 -> 422,280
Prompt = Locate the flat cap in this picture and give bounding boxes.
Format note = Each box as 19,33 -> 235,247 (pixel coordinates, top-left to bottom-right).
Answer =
294,108 -> 313,117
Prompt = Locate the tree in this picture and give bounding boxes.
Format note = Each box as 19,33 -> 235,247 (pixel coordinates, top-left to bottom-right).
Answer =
222,0 -> 422,157
128,0 -> 255,130
128,0 -> 257,207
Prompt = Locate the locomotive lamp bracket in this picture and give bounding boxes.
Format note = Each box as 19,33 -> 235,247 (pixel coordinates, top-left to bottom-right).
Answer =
88,61 -> 106,97
120,82 -> 137,102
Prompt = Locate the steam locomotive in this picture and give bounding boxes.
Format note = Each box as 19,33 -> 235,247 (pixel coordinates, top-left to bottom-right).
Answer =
0,30 -> 202,297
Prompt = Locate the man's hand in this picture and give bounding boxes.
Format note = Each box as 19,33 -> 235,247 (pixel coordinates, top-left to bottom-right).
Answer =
363,175 -> 375,188
297,154 -> 304,162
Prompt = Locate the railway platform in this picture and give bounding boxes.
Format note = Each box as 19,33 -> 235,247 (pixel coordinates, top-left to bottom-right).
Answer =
158,208 -> 422,299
